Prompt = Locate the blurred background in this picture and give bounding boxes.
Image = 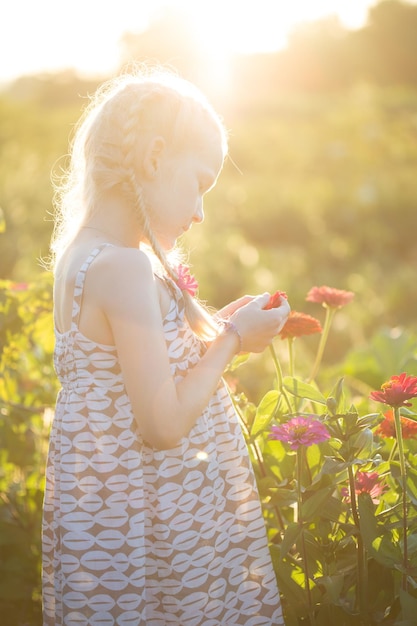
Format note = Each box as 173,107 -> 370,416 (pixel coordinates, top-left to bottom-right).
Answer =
1,2 -> 417,622
2,0 -> 417,328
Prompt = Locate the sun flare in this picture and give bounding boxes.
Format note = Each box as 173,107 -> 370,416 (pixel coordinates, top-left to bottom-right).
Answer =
1,0 -> 372,83
171,0 -> 371,60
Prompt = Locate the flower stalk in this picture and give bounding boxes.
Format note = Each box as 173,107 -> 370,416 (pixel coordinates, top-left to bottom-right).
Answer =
347,465 -> 368,618
309,305 -> 335,383
297,447 -> 316,626
393,406 -> 409,591
269,344 -> 292,413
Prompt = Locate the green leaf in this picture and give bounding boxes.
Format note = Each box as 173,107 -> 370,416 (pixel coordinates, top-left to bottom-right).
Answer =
405,464 -> 417,506
268,487 -> 297,508
227,351 -> 250,372
358,493 -> 402,567
350,427 -> 375,459
251,390 -> 279,436
320,456 -> 351,475
280,521 -> 303,557
400,588 -> 417,621
357,413 -> 381,429
301,486 -> 333,521
282,376 -> 327,405
316,574 -> 344,604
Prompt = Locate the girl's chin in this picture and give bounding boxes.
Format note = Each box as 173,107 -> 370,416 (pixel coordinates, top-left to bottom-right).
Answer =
159,236 -> 177,253
146,231 -> 177,253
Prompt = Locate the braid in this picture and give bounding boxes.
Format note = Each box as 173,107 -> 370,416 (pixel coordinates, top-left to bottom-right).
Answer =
126,167 -> 219,340
127,169 -> 176,280
115,84 -> 221,340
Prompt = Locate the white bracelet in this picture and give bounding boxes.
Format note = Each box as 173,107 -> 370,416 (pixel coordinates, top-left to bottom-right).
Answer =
221,320 -> 243,353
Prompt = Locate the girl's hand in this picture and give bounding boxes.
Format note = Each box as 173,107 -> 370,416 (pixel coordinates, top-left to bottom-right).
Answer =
217,295 -> 257,319
229,293 -> 291,353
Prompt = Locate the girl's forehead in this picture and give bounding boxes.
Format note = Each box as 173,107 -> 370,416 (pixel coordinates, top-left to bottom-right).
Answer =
195,140 -> 225,181
198,130 -> 226,169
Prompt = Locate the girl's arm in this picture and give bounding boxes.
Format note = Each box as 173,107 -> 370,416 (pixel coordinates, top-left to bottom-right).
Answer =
98,248 -> 289,450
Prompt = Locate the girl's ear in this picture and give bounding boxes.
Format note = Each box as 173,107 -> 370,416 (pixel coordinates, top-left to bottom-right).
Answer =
143,136 -> 166,179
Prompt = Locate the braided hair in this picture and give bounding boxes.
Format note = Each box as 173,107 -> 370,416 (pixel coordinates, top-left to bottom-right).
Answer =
50,68 -> 228,340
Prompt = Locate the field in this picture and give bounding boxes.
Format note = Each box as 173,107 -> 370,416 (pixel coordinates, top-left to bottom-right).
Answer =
1,71 -> 417,624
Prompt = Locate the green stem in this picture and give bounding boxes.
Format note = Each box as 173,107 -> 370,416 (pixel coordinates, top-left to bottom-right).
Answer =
393,407 -> 408,591
308,306 -> 336,383
228,386 -> 286,533
388,439 -> 397,463
297,447 -> 316,625
269,344 -> 292,413
253,439 -> 286,533
348,465 -> 368,618
288,337 -> 295,377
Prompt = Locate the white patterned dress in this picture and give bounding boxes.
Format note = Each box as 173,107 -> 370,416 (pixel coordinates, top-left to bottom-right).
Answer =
42,245 -> 284,625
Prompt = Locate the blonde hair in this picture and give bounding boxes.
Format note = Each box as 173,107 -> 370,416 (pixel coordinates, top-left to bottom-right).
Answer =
50,67 -> 228,340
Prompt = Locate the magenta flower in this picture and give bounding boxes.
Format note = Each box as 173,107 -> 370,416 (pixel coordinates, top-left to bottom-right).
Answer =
269,416 -> 330,450
370,372 -> 417,408
176,264 -> 198,296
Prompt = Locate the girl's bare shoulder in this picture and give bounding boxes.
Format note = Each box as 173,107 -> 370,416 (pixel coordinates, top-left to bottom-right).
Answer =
89,246 -> 156,303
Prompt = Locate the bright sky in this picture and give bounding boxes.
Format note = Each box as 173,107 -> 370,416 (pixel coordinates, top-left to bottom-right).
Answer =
2,0 -> 380,84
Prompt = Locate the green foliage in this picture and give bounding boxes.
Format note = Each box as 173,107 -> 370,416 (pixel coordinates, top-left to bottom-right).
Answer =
227,294 -> 417,625
0,276 -> 56,624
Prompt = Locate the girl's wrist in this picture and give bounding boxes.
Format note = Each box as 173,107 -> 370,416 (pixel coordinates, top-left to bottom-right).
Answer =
219,319 -> 243,354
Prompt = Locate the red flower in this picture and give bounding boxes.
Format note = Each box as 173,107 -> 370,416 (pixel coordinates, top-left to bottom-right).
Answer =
342,471 -> 386,504
375,409 -> 417,439
176,264 -> 198,296
369,373 -> 417,408
306,285 -> 354,308
269,416 -> 330,450
279,311 -> 322,340
264,290 -> 288,310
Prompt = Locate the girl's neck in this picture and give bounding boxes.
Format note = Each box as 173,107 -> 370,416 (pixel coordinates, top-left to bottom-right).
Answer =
80,225 -> 139,248
82,193 -> 143,248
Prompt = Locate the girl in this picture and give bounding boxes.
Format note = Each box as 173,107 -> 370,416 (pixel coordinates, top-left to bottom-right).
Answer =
43,68 -> 289,625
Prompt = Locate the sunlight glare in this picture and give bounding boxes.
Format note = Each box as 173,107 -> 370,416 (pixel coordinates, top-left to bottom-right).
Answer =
1,0 -> 373,83
181,0 -> 372,93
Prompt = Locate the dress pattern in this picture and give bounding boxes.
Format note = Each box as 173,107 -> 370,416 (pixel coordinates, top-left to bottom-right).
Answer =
42,245 -> 284,625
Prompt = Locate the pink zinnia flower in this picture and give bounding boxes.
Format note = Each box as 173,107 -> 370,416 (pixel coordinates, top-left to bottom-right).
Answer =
370,373 -> 417,408
176,264 -> 198,296
375,409 -> 417,439
264,290 -> 288,310
306,285 -> 354,308
279,311 -> 322,340
342,471 -> 386,504
269,416 -> 330,450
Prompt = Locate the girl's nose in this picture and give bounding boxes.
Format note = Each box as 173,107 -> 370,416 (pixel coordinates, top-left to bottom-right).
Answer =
193,201 -> 204,224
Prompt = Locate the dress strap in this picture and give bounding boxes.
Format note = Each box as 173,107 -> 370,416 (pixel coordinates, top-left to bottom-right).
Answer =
71,244 -> 114,329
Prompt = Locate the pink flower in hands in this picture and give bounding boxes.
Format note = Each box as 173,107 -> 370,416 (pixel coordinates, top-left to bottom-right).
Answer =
176,264 -> 198,296
269,415 -> 330,450
264,290 -> 288,310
